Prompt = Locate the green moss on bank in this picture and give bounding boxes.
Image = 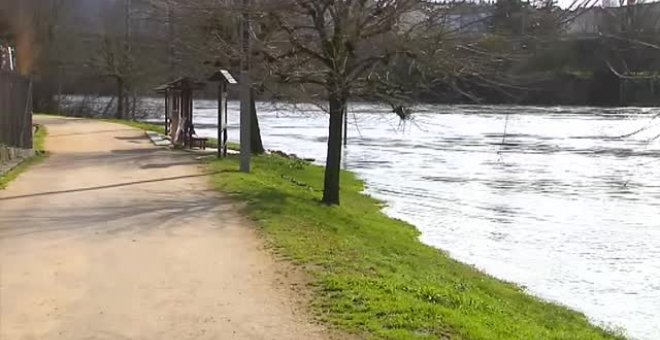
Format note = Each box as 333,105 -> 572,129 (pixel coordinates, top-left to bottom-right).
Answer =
209,154 -> 624,340
0,125 -> 48,189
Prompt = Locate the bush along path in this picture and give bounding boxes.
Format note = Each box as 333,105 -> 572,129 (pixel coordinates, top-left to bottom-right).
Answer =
209,154 -> 624,340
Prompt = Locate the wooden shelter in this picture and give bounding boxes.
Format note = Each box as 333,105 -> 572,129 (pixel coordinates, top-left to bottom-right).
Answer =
154,77 -> 206,147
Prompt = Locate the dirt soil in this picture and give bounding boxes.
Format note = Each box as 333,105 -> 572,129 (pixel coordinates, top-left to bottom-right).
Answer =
0,116 -> 334,340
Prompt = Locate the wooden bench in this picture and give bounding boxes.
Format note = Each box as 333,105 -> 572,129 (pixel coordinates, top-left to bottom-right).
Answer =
190,135 -> 208,150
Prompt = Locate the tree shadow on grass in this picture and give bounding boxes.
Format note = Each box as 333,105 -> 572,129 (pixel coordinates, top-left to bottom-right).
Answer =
230,187 -> 293,216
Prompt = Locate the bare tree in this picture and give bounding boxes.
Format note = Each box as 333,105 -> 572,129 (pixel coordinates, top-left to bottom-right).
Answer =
91,0 -> 140,119
97,36 -> 132,119
249,0 -> 430,205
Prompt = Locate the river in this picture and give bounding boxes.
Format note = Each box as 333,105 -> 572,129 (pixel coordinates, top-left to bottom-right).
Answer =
156,101 -> 659,339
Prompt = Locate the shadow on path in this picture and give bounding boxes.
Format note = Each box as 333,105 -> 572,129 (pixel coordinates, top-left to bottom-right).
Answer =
0,172 -> 222,202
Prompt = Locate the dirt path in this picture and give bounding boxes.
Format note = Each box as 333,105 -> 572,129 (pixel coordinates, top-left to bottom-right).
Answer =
0,116 -> 330,340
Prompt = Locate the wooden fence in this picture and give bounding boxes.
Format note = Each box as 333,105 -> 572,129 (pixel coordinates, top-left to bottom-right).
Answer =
0,70 -> 32,149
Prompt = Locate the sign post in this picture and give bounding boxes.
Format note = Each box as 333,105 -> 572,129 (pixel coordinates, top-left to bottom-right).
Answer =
209,69 -> 237,158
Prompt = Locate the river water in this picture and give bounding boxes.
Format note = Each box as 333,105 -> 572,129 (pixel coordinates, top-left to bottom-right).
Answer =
156,101 -> 659,339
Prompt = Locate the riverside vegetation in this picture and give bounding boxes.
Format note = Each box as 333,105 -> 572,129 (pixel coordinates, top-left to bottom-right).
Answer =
108,117 -> 625,339
208,153 -> 624,340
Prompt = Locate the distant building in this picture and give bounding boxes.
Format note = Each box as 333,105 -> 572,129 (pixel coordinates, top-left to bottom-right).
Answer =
443,3 -> 494,34
566,1 -> 660,35
565,8 -> 603,35
402,1 -> 494,35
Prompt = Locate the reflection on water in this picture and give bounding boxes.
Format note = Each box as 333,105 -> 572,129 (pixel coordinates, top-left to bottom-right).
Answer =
167,101 -> 659,339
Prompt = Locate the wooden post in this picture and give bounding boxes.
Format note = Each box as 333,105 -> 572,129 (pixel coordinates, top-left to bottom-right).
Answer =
239,0 -> 252,172
188,88 -> 193,127
164,90 -> 169,136
218,83 -> 224,158
343,103 -> 348,147
224,83 -> 229,157
218,82 -> 228,158
209,70 -> 237,157
188,88 -> 193,146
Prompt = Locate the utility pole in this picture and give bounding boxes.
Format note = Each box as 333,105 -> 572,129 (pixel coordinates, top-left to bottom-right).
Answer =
521,0 -> 527,37
343,103 -> 348,147
125,0 -> 131,53
167,0 -> 175,80
239,0 -> 252,173
124,0 -> 132,118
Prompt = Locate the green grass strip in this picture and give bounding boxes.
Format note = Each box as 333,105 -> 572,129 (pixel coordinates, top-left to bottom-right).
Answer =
0,125 -> 48,190
208,154 -> 625,340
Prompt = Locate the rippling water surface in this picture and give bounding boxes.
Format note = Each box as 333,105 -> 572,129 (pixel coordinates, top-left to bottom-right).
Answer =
165,101 -> 659,339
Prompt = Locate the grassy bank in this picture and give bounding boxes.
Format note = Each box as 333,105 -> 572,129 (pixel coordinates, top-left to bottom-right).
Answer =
209,154 -> 623,340
0,125 -> 48,189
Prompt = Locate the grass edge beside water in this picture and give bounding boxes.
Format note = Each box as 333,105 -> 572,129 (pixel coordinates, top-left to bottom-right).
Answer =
208,154 -> 626,340
42,115 -> 627,339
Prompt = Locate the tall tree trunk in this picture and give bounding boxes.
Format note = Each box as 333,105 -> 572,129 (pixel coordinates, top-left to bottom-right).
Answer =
322,93 -> 345,205
116,77 -> 124,119
250,87 -> 265,154
124,85 -> 131,119
102,96 -> 116,117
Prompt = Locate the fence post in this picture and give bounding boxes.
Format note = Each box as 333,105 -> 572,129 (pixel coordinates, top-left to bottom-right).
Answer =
0,71 -> 33,150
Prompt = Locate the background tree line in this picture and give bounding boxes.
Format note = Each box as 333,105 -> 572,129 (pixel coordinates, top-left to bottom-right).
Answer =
2,0 -> 660,204
3,0 -> 660,112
